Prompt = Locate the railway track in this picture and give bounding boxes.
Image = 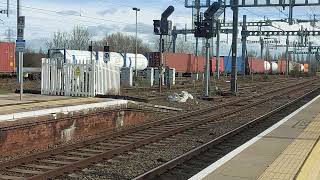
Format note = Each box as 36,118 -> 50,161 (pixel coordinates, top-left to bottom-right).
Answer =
121,76 -> 291,96
134,86 -> 320,180
131,78 -> 306,101
0,79 -> 317,179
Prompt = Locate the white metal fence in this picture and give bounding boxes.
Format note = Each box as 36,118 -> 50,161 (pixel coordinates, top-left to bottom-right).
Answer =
41,58 -> 120,97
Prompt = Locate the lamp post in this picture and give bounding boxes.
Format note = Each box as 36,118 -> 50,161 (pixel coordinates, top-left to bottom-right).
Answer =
133,7 -> 140,80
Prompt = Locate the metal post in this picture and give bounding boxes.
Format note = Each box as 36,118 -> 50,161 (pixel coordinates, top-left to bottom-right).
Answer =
159,35 -> 163,93
216,20 -> 220,79
285,34 -> 289,77
289,0 -> 294,25
231,0 -> 238,94
172,33 -> 177,53
260,37 -> 264,59
266,36 -> 270,73
135,10 -> 138,78
133,7 -> 140,79
90,41 -> 93,64
19,52 -> 23,100
6,0 -> 9,17
17,0 -> 20,81
204,38 -> 210,97
241,15 -> 247,76
17,0 -> 24,100
308,41 -> 312,74
195,0 -> 200,57
293,42 -> 296,62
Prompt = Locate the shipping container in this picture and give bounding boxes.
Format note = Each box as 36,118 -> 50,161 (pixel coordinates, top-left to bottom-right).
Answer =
163,53 -> 192,73
0,42 -> 15,73
304,64 -> 309,73
277,60 -> 294,74
194,55 -> 205,73
271,62 -> 278,74
248,58 -> 265,73
162,53 -> 206,73
211,57 -> 224,73
299,64 -> 305,72
278,60 -> 286,74
223,56 -> 243,74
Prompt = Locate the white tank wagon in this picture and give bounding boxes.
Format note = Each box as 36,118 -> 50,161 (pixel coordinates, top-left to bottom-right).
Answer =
264,61 -> 271,71
270,62 -> 278,73
300,64 -> 305,72
48,49 -> 148,71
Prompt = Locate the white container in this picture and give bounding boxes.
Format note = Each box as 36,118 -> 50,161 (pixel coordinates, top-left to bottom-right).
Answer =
55,50 -> 148,70
124,53 -> 149,71
271,62 -> 278,73
289,62 -> 294,72
300,64 -> 305,72
264,61 -> 271,71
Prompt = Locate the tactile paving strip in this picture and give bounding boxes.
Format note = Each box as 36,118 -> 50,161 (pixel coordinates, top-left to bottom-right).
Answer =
258,115 -> 320,180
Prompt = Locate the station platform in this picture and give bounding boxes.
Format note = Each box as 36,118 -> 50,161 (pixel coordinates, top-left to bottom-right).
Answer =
190,95 -> 320,180
0,93 -> 128,122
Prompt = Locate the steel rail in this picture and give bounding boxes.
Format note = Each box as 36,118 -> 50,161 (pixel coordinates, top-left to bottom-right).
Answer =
0,80 -> 313,170
0,80 -> 316,180
133,87 -> 320,180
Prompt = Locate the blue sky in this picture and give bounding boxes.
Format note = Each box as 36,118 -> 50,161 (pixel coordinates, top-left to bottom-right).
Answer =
0,0 -> 319,55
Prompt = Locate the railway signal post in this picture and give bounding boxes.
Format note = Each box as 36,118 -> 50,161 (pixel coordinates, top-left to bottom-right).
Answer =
231,0 -> 239,94
194,1 -> 223,97
153,6 -> 174,93
17,3 -> 25,101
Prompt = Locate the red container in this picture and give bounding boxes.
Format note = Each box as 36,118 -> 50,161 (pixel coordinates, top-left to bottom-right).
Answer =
194,55 -> 205,73
164,53 -> 191,73
304,64 -> 309,73
163,53 -> 205,73
278,60 -> 286,74
0,42 -> 15,73
248,57 -> 265,73
211,57 -> 224,73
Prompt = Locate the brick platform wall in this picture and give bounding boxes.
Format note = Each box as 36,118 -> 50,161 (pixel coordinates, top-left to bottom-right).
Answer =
0,110 -> 150,156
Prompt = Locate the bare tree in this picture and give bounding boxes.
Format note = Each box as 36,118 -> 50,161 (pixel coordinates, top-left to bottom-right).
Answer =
69,26 -> 91,50
151,36 -> 194,54
46,31 -> 69,49
46,26 -> 91,50
97,32 -> 150,54
175,37 -> 194,54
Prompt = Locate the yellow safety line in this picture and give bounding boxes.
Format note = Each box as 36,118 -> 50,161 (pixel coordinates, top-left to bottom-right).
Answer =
258,115 -> 320,180
296,138 -> 320,180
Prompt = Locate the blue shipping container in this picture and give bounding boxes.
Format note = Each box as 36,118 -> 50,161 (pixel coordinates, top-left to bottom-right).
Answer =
223,56 -> 244,74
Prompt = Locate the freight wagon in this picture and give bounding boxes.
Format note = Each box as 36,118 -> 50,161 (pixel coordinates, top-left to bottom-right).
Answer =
277,60 -> 307,74
147,52 -> 309,76
0,42 -> 15,74
211,57 -> 224,74
223,56 -> 244,74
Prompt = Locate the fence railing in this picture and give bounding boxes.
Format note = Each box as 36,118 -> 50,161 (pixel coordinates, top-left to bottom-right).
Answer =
41,58 -> 120,97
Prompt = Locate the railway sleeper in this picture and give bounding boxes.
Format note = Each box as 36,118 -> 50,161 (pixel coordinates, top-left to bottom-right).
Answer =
21,164 -> 58,170
0,174 -> 25,180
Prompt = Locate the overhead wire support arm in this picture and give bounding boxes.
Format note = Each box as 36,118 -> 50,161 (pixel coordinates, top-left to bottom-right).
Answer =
242,30 -> 320,37
186,0 -> 320,8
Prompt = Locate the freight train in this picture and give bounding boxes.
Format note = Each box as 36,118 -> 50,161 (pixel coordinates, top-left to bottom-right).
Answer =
147,52 -> 309,75
49,49 -> 149,71
0,42 -> 16,75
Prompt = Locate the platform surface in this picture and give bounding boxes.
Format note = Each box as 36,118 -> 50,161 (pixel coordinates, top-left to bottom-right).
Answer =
0,93 -> 128,122
190,95 -> 320,180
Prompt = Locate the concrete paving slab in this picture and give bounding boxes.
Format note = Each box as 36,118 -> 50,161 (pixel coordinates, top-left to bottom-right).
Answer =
0,94 -> 128,122
190,95 -> 320,180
